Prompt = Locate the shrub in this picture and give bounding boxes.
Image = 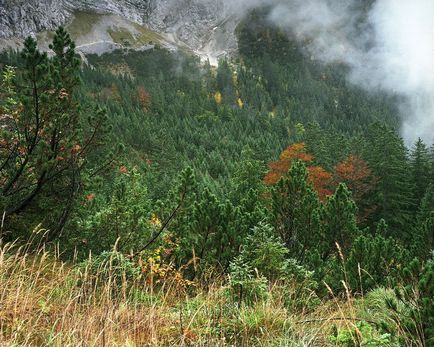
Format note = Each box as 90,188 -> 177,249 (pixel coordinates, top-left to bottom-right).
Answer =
228,256 -> 268,305
345,233 -> 409,292
228,222 -> 318,309
328,320 -> 399,347
386,254 -> 434,346
238,222 -> 291,281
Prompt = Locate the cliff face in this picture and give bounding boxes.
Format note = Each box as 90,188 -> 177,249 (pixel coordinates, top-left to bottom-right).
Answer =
0,0 -> 237,61
0,0 -> 154,38
0,0 -> 69,38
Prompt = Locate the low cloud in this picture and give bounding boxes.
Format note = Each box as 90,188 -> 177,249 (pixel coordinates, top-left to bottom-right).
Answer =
222,0 -> 434,144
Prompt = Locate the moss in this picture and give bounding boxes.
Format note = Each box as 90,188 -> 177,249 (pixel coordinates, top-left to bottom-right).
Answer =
108,25 -> 164,48
133,23 -> 165,44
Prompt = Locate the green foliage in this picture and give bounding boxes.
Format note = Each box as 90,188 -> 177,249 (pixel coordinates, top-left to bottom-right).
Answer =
363,124 -> 414,237
229,222 -> 318,309
272,160 -> 320,259
412,185 -> 434,259
0,27 -> 110,240
236,8 -> 399,132
328,321 -> 399,347
236,222 -> 290,281
410,138 -> 431,210
319,183 -> 359,257
0,20 -> 432,347
345,233 -> 409,292
386,255 -> 434,346
228,256 -> 269,305
69,169 -> 153,257
0,13 -> 433,346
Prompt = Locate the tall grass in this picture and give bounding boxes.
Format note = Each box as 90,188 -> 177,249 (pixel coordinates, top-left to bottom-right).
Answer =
0,239 -> 412,346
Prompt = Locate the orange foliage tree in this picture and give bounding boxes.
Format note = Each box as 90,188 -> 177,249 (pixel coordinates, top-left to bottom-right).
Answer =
136,86 -> 151,112
333,154 -> 376,222
264,143 -> 333,200
333,155 -> 372,200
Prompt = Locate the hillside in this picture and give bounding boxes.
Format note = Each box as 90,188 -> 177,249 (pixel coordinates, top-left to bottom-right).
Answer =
0,2 -> 433,346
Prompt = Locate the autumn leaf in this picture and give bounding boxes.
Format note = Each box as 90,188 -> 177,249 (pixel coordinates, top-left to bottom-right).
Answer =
237,97 -> 244,108
136,86 -> 151,111
85,193 -> 96,202
214,91 -> 222,104
265,142 -> 333,200
119,165 -> 129,174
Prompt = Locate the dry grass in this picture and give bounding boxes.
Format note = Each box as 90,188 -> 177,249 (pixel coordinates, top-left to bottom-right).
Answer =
0,239 -> 407,346
0,242 -> 173,346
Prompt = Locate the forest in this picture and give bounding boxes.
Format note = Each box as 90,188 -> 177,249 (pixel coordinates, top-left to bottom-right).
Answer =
0,8 -> 432,347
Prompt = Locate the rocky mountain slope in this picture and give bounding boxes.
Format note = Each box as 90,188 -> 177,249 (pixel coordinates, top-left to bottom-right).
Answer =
0,0 -> 240,62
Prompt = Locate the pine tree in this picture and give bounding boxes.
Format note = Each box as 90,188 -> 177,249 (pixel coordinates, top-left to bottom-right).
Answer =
174,186 -> 240,276
319,183 -> 359,258
346,232 -> 409,291
271,160 -> 320,260
216,59 -> 236,105
388,256 -> 434,346
412,185 -> 434,259
0,27 -> 110,239
231,148 -> 268,231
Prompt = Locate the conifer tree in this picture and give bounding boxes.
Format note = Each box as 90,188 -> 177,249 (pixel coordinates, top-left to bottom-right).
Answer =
174,186 -> 240,276
231,148 -> 268,230
410,138 -> 430,209
388,255 -> 434,346
346,232 -> 409,291
412,185 -> 434,259
363,124 -> 414,238
272,160 -> 320,259
319,183 -> 359,258
0,27 -> 109,239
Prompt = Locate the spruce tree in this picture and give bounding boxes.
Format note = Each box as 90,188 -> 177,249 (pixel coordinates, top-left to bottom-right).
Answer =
363,124 -> 414,239
231,148 -> 268,233
410,138 -> 430,210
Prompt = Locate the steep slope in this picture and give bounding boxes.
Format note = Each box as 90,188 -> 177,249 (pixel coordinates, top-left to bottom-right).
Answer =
0,0 -> 153,38
0,0 -> 239,62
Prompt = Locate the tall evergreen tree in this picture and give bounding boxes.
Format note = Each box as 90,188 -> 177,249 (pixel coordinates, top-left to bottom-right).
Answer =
363,124 -> 414,238
410,138 -> 430,209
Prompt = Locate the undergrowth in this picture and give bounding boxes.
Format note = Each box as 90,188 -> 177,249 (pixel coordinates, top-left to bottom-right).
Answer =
0,238 -> 421,346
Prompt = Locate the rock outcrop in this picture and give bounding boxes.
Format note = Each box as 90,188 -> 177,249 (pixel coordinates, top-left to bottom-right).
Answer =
0,0 -> 239,61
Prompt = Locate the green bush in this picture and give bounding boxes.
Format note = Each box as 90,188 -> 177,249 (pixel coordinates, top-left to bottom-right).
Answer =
238,222 -> 291,281
228,256 -> 268,305
386,254 -> 434,346
228,222 -> 318,309
70,170 -> 154,257
328,321 -> 399,347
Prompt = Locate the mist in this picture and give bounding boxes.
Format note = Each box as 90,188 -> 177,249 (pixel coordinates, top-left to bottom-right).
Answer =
223,0 -> 434,145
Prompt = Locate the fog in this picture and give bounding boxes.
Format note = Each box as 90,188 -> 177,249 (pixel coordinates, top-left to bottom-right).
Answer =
223,0 -> 434,144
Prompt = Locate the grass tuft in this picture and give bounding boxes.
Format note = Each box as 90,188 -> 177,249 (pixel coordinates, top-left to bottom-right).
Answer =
0,242 -> 411,346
